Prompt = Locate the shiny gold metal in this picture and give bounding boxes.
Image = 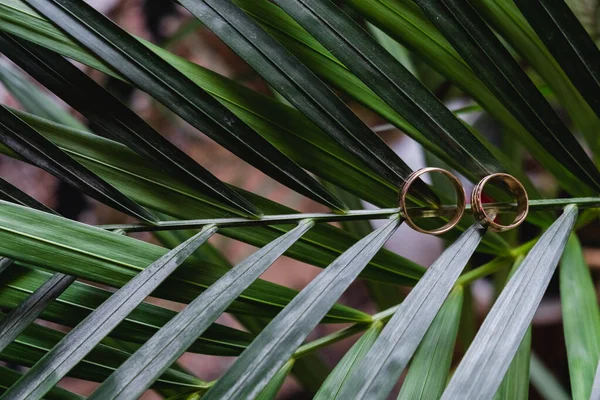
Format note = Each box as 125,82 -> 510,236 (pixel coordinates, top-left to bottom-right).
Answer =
399,167 -> 466,235
471,173 -> 528,232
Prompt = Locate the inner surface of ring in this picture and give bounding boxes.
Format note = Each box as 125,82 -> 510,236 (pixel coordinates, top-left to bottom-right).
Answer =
475,174 -> 527,229
402,169 -> 465,234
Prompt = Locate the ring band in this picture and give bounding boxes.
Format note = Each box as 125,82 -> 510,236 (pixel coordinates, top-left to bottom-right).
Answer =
471,173 -> 528,232
399,167 -> 466,235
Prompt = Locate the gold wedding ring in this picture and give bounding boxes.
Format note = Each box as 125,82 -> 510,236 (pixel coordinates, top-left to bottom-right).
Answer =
399,167 -> 466,235
471,173 -> 528,232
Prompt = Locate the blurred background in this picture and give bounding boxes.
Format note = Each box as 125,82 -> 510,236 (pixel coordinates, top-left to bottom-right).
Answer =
1,0 -> 599,398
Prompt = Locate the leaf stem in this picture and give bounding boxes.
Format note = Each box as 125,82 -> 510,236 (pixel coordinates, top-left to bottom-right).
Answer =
99,197 -> 600,232
292,244 -> 542,360
207,204 -> 592,365
455,257 -> 512,287
293,323 -> 371,359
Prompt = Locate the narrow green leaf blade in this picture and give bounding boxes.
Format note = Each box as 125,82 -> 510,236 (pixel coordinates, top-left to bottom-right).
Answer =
0,257 -> 12,275
0,0 -> 396,209
0,264 -> 253,356
0,176 -> 54,214
441,205 -> 578,400
560,234 -> 600,399
272,0 -> 504,179
0,60 -> 84,129
0,112 -> 426,283
0,229 -> 125,355
0,366 -> 83,400
0,105 -> 156,222
414,0 -> 600,191
347,0 -> 593,197
0,174 -> 53,289
2,226 -> 216,400
24,0 -> 346,212
591,362 -> 600,400
256,359 -> 295,400
397,287 -> 464,400
203,215 -> 402,400
179,0 -> 434,201
89,220 -> 314,400
0,201 -> 372,321
494,329 -> 531,400
0,32 -> 260,217
513,0 -> 600,123
0,273 -> 74,352
314,322 -> 383,400
0,156 -> 78,357
337,223 -> 486,399
321,182 -> 402,309
475,0 -> 600,159
494,259 -> 531,400
0,314 -> 204,389
529,353 -> 571,400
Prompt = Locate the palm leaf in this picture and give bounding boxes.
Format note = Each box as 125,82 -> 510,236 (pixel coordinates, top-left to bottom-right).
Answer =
397,287 -> 464,400
0,0 -> 397,208
0,32 -> 261,217
0,0 -> 597,397
313,323 -> 383,400
178,0 -> 435,203
0,105 -> 156,222
346,0 -> 594,196
0,316 -> 204,389
202,215 -> 401,399
0,201 -> 367,321
23,0 -> 346,212
0,111 -> 427,283
560,235 -> 600,399
0,366 -> 82,400
336,223 -> 486,399
0,273 -> 75,352
441,205 -> 578,399
2,226 -> 216,400
0,265 -> 252,356
271,0 -> 504,181
89,220 -> 314,400
414,0 -> 600,191
513,0 -> 600,129
0,60 -> 84,129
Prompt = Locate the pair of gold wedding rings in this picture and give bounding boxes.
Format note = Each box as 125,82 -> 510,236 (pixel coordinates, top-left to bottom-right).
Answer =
399,167 -> 529,235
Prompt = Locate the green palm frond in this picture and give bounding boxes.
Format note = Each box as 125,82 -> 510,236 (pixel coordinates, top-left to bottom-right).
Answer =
0,0 -> 598,399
